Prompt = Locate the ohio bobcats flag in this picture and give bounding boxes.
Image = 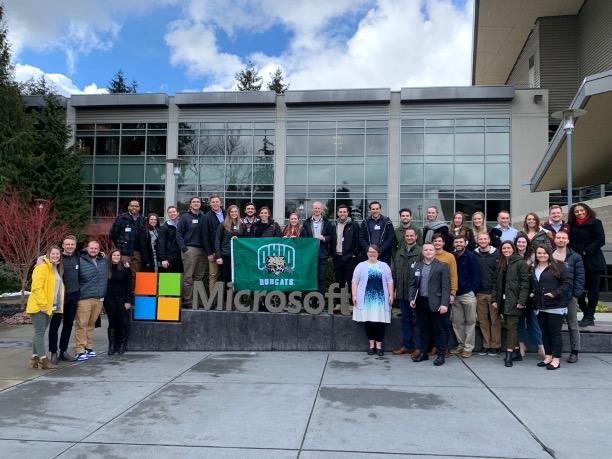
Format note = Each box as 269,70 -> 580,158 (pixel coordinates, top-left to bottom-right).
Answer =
232,238 -> 319,291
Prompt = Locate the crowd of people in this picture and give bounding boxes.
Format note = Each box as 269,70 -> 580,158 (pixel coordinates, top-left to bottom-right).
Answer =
25,195 -> 606,370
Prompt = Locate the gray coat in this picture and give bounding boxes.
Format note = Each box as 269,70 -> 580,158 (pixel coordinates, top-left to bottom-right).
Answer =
408,259 -> 451,312
392,244 -> 421,300
79,254 -> 108,300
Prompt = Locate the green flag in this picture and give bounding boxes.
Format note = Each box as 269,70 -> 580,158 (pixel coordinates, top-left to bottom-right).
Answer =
232,238 -> 319,291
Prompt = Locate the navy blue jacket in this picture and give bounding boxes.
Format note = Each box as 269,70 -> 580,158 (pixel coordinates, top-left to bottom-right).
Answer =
455,249 -> 481,296
559,248 -> 585,299
359,215 -> 395,262
203,209 -> 226,256
176,210 -> 204,252
78,253 -> 108,300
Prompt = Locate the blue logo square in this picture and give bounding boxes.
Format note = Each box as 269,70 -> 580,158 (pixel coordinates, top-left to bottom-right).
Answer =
133,296 -> 157,321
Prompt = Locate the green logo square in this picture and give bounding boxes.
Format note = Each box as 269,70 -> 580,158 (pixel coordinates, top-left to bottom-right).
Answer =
158,273 -> 181,297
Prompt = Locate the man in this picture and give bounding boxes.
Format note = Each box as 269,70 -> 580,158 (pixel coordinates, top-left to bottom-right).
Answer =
394,207 -> 423,253
489,210 -> 518,248
543,205 -> 570,250
449,235 -> 480,358
241,202 -> 259,237
432,233 -> 457,357
158,206 -> 183,273
49,235 -> 80,364
176,196 -> 206,309
392,228 -> 422,357
473,232 -> 501,356
203,194 -> 226,295
359,201 -> 395,264
409,242 -> 451,366
422,206 -> 452,251
552,230 -> 585,363
109,199 -> 145,275
332,204 -> 359,310
300,201 -> 334,294
74,240 -> 107,361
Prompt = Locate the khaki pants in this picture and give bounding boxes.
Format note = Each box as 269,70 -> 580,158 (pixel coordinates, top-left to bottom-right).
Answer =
74,298 -> 102,354
452,291 -> 477,352
477,293 -> 501,349
181,247 -> 207,308
208,259 -> 220,293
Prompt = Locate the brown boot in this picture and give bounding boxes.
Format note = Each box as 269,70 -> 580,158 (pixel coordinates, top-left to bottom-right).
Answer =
38,357 -> 58,370
28,356 -> 40,369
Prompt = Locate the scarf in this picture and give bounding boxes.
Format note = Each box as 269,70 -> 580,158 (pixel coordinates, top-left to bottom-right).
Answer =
424,221 -> 447,242
575,216 -> 589,225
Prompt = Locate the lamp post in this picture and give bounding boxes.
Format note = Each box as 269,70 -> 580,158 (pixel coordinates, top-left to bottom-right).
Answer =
551,108 -> 587,207
34,198 -> 47,256
166,158 -> 188,209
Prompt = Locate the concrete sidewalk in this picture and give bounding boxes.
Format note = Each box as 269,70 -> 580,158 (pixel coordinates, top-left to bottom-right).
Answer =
2,347 -> 612,458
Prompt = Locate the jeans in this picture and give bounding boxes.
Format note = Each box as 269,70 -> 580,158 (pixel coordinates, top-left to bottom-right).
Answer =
517,304 -> 543,346
48,291 -> 79,353
399,300 -> 420,350
31,312 -> 51,357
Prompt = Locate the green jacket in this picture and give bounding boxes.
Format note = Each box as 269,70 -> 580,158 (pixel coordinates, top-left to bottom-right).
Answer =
392,244 -> 422,300
529,228 -> 552,250
491,254 -> 529,317
394,224 -> 423,253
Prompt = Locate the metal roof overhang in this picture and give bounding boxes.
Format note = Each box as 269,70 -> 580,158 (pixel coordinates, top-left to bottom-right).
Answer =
284,89 -> 390,105
174,91 -> 277,107
70,93 -> 169,108
531,70 -> 612,192
472,0 -> 584,85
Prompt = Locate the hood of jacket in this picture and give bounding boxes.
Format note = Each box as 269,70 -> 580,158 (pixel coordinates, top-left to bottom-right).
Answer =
474,246 -> 497,255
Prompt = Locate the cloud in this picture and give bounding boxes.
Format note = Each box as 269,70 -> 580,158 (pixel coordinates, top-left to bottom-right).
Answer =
14,64 -> 108,96
166,0 -> 473,91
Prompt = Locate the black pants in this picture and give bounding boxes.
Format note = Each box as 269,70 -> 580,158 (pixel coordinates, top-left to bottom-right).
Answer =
104,296 -> 131,345
48,292 -> 79,353
220,256 -> 232,283
538,312 -> 563,358
317,258 -> 328,294
578,270 -> 601,320
333,255 -> 355,297
364,321 -> 386,342
416,296 -> 450,355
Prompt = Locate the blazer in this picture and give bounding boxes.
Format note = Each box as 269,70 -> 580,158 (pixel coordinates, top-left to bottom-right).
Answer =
300,217 -> 334,259
408,259 -> 451,312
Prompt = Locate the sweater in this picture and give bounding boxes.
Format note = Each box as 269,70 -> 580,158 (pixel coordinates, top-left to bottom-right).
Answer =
106,265 -> 133,304
454,249 -> 481,296
176,210 -> 204,251
435,250 -> 458,296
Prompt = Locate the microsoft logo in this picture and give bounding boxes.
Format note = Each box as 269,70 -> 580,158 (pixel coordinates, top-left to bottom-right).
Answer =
133,272 -> 182,322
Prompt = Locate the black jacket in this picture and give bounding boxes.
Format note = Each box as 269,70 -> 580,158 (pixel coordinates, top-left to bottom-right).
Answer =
569,218 -> 607,272
203,209 -> 226,256
359,216 -> 395,261
105,265 -> 133,305
139,226 -> 158,271
157,221 -> 181,265
300,217 -> 334,259
61,252 -> 80,295
109,213 -> 145,256
450,226 -> 476,252
530,262 -> 573,310
331,219 -> 360,261
215,223 -> 243,258
408,259 -> 451,312
176,210 -> 204,252
392,244 -> 421,300
473,247 -> 498,294
240,217 -> 259,238
558,248 -> 585,299
252,220 -> 282,238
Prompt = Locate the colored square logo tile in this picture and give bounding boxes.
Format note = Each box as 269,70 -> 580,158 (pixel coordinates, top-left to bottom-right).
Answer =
157,297 -> 181,321
134,272 -> 158,296
133,296 -> 157,321
158,273 -> 181,297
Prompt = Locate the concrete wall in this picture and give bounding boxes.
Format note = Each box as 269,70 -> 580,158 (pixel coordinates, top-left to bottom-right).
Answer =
510,89 -> 550,218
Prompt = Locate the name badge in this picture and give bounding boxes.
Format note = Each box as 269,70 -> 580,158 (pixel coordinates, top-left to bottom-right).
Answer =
124,227 -> 131,232
410,262 -> 416,269
341,237 -> 344,242
415,270 -> 421,277
374,225 -> 381,230
75,265 -> 79,270
192,219 -> 199,224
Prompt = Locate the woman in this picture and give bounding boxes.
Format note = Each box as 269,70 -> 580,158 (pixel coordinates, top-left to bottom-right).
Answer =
471,211 -> 488,238
530,245 -> 572,370
514,233 -> 544,361
140,213 -> 160,272
252,206 -> 282,237
568,202 -> 606,327
523,212 -> 552,250
282,212 -> 301,238
27,246 -> 63,370
450,211 -> 475,251
104,249 -> 133,355
491,241 -> 529,367
351,245 -> 394,356
215,204 -> 243,285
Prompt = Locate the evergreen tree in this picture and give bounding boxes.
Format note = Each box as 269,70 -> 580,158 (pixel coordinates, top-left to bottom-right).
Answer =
0,5 -> 13,87
235,61 -> 263,91
107,69 -> 138,93
267,67 -> 289,94
19,75 -> 56,95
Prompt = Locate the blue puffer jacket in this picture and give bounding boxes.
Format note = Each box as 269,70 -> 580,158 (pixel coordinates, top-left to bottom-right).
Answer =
79,253 -> 108,300
560,248 -> 585,300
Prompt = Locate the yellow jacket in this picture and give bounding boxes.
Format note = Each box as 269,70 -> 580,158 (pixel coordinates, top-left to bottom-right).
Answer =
26,258 -> 64,315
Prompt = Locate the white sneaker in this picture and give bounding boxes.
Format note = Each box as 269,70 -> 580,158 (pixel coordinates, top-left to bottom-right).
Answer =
74,353 -> 88,361
85,348 -> 97,357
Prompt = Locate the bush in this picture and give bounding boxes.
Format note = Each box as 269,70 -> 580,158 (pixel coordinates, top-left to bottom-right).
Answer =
0,262 -> 20,294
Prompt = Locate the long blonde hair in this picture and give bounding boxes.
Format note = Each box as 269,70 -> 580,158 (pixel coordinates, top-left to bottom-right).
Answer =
223,205 -> 241,232
471,211 -> 488,235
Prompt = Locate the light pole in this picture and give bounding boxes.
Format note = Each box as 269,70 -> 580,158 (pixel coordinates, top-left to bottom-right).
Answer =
166,158 -> 188,209
34,198 -> 47,256
551,108 -> 587,207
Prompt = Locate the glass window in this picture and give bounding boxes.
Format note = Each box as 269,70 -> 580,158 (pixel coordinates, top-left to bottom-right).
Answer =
485,155 -> 510,163
119,164 -> 145,183
286,165 -> 307,185
199,164 -> 225,185
424,155 -> 453,163
426,119 -> 454,127
455,164 -> 484,185
336,164 -> 364,184
226,164 -> 252,184
308,164 -> 334,185
95,137 -> 119,156
76,137 -> 94,156
121,136 -> 145,155
366,134 -> 388,156
287,135 -> 307,156
145,162 -> 165,184
93,197 -> 117,217
338,134 -> 364,156
456,133 -> 484,155
485,164 -> 510,185
147,136 -> 166,156
455,201 -> 486,219
486,133 -> 509,155
486,118 -> 510,126
455,118 -> 484,127
309,135 -> 335,156
487,200 -> 511,219
199,136 -> 224,156
424,163 -> 453,184
401,119 -> 424,127
424,134 -> 453,155
226,135 -> 252,156
401,133 -> 424,155
81,164 -> 93,183
179,136 -> 198,156
254,135 -> 275,157
365,163 -> 388,185
253,163 -> 274,184
93,164 -> 118,183
400,164 -> 423,185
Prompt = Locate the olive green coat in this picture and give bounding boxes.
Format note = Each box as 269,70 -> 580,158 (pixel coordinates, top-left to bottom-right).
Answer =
491,254 -> 529,317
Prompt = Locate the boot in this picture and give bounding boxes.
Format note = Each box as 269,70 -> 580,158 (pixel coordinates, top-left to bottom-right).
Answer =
107,329 -> 116,355
504,351 -> 513,367
28,356 -> 40,369
38,356 -> 58,370
50,353 -> 59,365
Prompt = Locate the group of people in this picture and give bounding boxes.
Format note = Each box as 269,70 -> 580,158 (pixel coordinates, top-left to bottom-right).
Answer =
25,194 -> 606,370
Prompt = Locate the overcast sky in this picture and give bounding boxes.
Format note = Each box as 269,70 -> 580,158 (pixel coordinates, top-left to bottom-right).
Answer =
4,0 -> 474,96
